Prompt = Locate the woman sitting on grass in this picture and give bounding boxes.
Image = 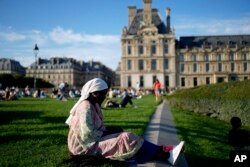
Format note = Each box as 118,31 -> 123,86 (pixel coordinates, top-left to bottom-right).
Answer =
65,78 -> 184,165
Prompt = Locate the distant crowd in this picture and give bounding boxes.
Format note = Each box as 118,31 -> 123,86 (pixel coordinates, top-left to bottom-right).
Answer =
0,80 -> 169,103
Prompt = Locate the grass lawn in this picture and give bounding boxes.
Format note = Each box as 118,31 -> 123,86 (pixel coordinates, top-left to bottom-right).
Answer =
0,95 -> 157,167
170,106 -> 250,167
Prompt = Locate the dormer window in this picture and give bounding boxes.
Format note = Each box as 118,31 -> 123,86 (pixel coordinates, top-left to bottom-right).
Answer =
228,40 -> 235,48
241,40 -> 247,45
203,41 -> 210,48
217,41 -> 222,46
94,64 -> 99,69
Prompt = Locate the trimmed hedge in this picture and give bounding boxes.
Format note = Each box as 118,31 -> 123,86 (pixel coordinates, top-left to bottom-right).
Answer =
167,80 -> 250,127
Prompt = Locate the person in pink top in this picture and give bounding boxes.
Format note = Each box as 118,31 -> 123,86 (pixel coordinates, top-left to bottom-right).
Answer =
153,79 -> 161,103
65,78 -> 184,165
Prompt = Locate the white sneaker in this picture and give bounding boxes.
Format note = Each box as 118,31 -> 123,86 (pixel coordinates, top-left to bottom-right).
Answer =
168,141 -> 184,165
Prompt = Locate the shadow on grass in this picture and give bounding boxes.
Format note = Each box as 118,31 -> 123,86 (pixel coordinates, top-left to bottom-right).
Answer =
0,133 -> 67,144
147,122 -> 178,135
0,110 -> 43,125
104,120 -> 148,133
0,110 -> 68,125
62,155 -> 129,167
42,116 -> 68,123
177,126 -> 229,144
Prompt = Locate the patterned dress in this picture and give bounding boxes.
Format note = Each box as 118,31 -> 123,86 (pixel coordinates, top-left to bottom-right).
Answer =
67,100 -> 144,160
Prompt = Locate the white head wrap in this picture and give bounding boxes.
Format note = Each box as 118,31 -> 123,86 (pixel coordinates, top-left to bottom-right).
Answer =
65,78 -> 108,125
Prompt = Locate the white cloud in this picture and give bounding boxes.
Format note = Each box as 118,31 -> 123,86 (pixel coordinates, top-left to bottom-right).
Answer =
49,26 -> 84,44
40,43 -> 121,70
49,26 -> 119,44
0,26 -> 121,70
0,31 -> 26,42
29,30 -> 48,45
82,34 -> 119,44
174,16 -> 250,37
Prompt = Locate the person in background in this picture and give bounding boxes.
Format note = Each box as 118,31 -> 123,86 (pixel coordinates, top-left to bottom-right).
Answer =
24,86 -> 32,96
69,89 -> 76,98
3,87 -> 10,100
65,78 -> 184,165
33,89 -> 41,98
57,82 -> 68,101
40,89 -> 46,98
153,79 -> 161,103
3,87 -> 17,100
104,89 -> 133,108
108,88 -> 113,99
228,116 -> 250,149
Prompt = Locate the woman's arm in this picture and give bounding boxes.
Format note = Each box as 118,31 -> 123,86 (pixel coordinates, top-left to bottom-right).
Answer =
79,107 -> 104,141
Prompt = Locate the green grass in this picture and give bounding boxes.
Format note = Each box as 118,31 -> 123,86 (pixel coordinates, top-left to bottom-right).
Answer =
2,94 -> 247,167
0,95 -> 157,167
170,106 -> 250,167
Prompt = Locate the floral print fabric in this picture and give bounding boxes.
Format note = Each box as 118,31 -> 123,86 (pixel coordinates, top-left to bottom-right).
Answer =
67,100 -> 144,160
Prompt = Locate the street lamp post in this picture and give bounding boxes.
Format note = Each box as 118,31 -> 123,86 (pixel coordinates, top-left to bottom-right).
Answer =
33,44 -> 39,89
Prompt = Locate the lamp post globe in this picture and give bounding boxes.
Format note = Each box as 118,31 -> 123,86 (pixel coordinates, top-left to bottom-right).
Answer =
33,44 -> 39,89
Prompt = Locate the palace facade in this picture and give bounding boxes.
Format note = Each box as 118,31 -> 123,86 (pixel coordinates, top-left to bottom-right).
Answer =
177,36 -> 250,88
0,58 -> 26,75
25,57 -> 115,88
119,0 -> 250,90
120,0 -> 176,90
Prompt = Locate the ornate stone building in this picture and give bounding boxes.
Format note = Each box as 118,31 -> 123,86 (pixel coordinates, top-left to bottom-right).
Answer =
26,57 -> 115,88
120,0 -> 176,90
120,0 -> 250,90
177,35 -> 250,88
26,57 -> 83,87
0,58 -> 25,75
82,59 -> 115,87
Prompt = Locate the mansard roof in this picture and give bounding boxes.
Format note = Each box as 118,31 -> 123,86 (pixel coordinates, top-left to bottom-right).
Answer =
84,61 -> 113,74
0,58 -> 25,69
127,9 -> 167,35
28,57 -> 114,74
0,58 -> 26,73
28,57 -> 83,71
30,57 -> 81,66
178,35 -> 250,49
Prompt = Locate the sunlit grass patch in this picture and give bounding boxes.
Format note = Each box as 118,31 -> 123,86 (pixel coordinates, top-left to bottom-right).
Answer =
0,95 -> 156,166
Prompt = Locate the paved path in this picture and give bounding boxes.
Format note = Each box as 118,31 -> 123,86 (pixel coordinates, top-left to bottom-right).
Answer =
131,100 -> 189,167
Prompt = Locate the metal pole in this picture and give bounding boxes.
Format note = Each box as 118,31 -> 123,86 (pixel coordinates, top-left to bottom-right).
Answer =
33,44 -> 39,89
34,53 -> 37,89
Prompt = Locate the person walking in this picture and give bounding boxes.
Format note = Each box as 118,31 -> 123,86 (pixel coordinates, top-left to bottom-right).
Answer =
153,79 -> 161,103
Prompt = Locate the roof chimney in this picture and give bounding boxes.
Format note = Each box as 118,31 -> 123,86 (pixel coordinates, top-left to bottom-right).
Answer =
143,0 -> 152,25
128,6 -> 136,27
166,8 -> 171,33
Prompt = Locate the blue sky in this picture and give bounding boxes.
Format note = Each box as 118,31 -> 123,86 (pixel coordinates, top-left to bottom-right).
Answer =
0,0 -> 250,70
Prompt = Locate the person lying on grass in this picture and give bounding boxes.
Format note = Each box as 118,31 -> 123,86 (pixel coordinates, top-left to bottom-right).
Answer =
104,89 -> 133,108
65,78 -> 184,165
